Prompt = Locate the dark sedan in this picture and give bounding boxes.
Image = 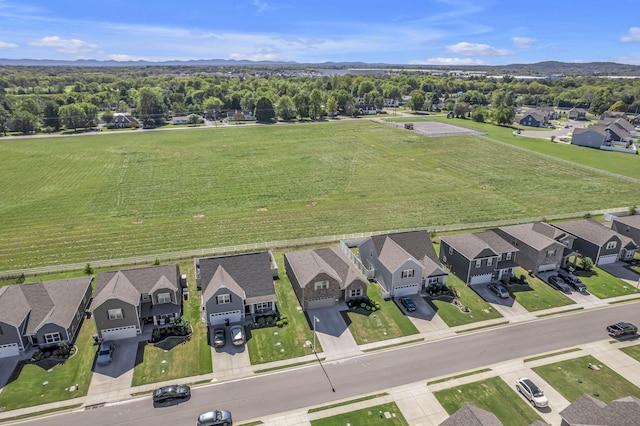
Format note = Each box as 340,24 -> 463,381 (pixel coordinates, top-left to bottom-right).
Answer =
152,385 -> 191,403
400,297 -> 417,312
547,275 -> 572,293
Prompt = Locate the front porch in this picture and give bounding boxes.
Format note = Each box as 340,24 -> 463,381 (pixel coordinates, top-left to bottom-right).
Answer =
140,302 -> 181,327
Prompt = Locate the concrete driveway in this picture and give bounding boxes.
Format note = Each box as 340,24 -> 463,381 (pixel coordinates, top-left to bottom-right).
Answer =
309,305 -> 361,361
471,283 -> 535,322
600,262 -> 640,285
210,327 -> 251,380
394,296 -> 452,336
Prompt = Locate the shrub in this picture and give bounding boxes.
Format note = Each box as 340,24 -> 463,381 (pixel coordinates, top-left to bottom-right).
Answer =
84,263 -> 93,275
152,329 -> 161,340
276,320 -> 284,327
360,302 -> 367,309
57,341 -> 70,356
265,316 -> 274,324
257,316 -> 266,325
281,318 -> 289,325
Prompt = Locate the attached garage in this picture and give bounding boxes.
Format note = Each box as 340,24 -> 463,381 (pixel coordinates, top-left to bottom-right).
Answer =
393,283 -> 420,298
0,343 -> 20,359
537,263 -> 557,273
209,310 -> 242,326
469,274 -> 493,285
307,297 -> 336,310
597,254 -> 618,265
101,325 -> 138,340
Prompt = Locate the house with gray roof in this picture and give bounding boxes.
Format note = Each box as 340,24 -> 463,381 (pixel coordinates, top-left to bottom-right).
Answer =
568,108 -> 587,120
551,219 -> 637,265
494,223 -> 566,274
559,394 -> 640,426
440,403 -> 551,426
440,233 -> 499,285
571,117 -> 638,154
92,264 -> 182,340
0,277 -> 92,358
358,230 -> 447,298
285,247 -> 368,310
195,251 -> 278,326
518,109 -> 549,127
611,215 -> 640,253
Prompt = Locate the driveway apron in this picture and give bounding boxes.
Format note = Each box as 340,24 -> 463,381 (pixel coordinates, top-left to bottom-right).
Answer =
309,305 -> 362,361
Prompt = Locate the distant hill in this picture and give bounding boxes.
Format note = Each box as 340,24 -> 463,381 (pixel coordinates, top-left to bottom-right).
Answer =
0,58 -> 639,75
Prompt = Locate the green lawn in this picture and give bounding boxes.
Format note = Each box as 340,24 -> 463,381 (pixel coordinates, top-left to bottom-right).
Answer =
430,275 -> 503,326
311,402 -> 408,426
620,344 -> 640,362
246,252 -> 319,364
434,376 -> 543,426
342,284 -> 419,345
131,261 -> 212,386
576,267 -> 639,299
533,355 -> 640,403
0,319 -> 96,411
511,268 -> 575,311
1,120 -> 639,271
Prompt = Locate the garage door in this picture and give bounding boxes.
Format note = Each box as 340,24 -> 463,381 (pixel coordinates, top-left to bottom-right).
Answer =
209,310 -> 242,326
393,283 -> 420,298
101,325 -> 138,340
307,297 -> 336,310
469,274 -> 493,285
537,263 -> 557,273
0,343 -> 19,359
597,254 -> 618,265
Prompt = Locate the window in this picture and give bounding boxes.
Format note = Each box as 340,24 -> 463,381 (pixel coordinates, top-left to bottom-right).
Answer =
217,294 -> 231,304
108,308 -> 123,320
141,293 -> 150,301
506,252 -> 512,260
350,288 -> 362,298
157,292 -> 171,304
370,249 -> 373,257
314,280 -> 329,290
487,258 -> 493,266
475,259 -> 481,268
0,325 -> 3,335
442,254 -> 447,263
546,249 -> 556,258
401,269 -> 414,279
255,302 -> 271,311
606,241 -> 617,250
448,247 -> 453,255
44,332 -> 61,344
497,254 -> 502,261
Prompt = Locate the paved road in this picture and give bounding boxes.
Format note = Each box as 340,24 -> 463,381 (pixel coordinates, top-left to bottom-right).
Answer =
16,302 -> 640,426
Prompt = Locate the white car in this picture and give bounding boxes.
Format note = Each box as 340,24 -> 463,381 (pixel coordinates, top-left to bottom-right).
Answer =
516,377 -> 548,408
230,325 -> 245,346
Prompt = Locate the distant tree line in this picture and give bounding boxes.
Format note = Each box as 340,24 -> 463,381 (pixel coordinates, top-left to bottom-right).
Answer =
1,65 -> 639,135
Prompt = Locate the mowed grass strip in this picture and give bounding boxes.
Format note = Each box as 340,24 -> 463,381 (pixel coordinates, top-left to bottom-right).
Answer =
620,344 -> 640,363
434,376 -> 543,426
511,268 -> 575,312
0,319 -> 95,411
1,120 -> 638,270
310,402 -> 408,426
576,267 -> 639,299
533,354 -> 640,403
430,275 -> 502,327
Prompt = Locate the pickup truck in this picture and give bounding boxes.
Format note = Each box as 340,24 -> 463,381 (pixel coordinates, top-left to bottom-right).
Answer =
607,322 -> 638,337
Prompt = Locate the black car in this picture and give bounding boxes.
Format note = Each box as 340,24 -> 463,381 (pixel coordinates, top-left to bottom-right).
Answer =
152,385 -> 191,402
547,275 -> 572,293
607,322 -> 638,337
213,328 -> 226,347
400,297 -> 417,312
559,271 -> 587,292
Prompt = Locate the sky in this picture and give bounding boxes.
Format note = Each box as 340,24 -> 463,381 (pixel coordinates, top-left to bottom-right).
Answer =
0,0 -> 639,65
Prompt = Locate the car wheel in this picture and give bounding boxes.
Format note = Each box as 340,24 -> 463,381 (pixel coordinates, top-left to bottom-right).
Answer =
516,384 -> 520,393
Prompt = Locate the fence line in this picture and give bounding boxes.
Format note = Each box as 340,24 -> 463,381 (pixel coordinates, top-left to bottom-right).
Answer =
0,205 -> 634,281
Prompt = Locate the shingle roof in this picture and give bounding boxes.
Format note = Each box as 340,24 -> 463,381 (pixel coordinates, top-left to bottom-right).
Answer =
474,230 -> 519,255
286,247 -> 366,290
202,265 -> 246,304
498,223 -> 562,251
551,219 -> 623,246
572,126 -> 607,137
369,230 -> 445,277
439,403 -> 503,426
198,252 -> 275,305
440,233 -> 498,260
0,285 -> 32,327
560,394 -> 640,426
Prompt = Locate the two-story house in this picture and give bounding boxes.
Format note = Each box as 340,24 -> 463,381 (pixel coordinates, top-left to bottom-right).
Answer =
494,223 -> 566,274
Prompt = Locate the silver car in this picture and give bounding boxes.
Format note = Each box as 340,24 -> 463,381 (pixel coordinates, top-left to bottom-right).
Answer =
196,409 -> 233,426
516,377 -> 548,408
96,341 -> 114,366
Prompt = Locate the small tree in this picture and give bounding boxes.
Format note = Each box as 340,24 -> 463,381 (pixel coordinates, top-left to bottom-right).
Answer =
187,114 -> 201,126
84,263 -> 94,275
630,205 -> 637,215
581,257 -> 594,272
153,258 -> 161,266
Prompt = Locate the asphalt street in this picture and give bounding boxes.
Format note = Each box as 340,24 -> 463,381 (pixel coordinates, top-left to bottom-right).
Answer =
16,302 -> 640,426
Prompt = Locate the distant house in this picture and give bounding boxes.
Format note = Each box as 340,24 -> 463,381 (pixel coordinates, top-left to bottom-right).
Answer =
284,247 -> 369,310
358,230 -> 447,298
571,118 -> 638,154
539,106 -> 557,120
600,111 -> 627,121
384,98 -> 400,108
111,113 -> 139,129
226,110 -> 256,121
559,394 -> 640,426
92,265 -> 183,340
0,277 -> 92,358
568,108 -> 587,120
355,103 -> 377,115
172,116 -> 188,125
196,251 -> 278,326
518,110 -> 549,127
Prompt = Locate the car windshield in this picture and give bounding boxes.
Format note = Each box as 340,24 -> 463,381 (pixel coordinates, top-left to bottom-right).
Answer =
98,349 -> 110,355
532,389 -> 544,397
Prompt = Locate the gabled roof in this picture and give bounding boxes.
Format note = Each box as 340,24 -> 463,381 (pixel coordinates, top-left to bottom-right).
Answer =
0,285 -> 32,327
369,230 -> 446,277
573,126 -> 607,137
30,277 -> 93,332
498,223 -> 563,251
202,265 -> 246,304
531,222 -> 570,240
474,230 -> 519,255
439,403 -> 503,426
613,215 -> 640,229
560,394 -> 640,426
440,233 -> 498,260
551,219 -> 626,246
286,247 -> 367,290
199,252 -> 275,305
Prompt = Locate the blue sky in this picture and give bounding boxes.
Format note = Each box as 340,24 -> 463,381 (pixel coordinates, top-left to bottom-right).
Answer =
0,0 -> 639,65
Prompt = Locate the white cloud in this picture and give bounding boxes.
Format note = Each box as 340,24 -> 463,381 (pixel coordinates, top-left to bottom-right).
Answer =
617,55 -> 640,65
108,54 -> 146,62
446,42 -> 512,56
621,27 -> 640,42
29,36 -> 97,53
0,40 -> 18,48
412,57 -> 485,65
512,36 -> 535,48
252,0 -> 272,13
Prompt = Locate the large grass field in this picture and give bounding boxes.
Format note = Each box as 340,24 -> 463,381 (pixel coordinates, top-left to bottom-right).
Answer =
1,120 -> 638,271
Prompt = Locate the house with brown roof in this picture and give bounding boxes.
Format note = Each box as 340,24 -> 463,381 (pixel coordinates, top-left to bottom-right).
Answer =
358,230 -> 447,298
195,251 -> 278,326
284,247 -> 368,310
559,394 -> 640,426
0,277 -> 92,358
92,264 -> 182,341
611,215 -> 640,251
494,223 -> 566,274
111,113 -> 139,129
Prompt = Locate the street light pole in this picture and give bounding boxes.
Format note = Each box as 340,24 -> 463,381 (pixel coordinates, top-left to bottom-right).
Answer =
313,316 -> 318,353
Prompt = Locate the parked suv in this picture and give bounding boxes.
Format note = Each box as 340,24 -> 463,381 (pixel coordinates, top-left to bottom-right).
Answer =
547,275 -> 572,293
558,271 -> 587,292
516,377 -> 548,408
607,322 -> 638,337
96,341 -> 114,366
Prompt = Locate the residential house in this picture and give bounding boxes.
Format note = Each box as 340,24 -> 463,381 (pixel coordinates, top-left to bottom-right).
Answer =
384,98 -> 400,108
571,126 -> 608,149
494,223 -> 566,273
518,109 -> 549,127
195,251 -> 278,326
226,110 -> 256,121
474,230 -> 520,282
92,264 -> 182,340
0,277 -> 92,358
571,118 -> 638,154
355,103 -> 378,115
440,233 -> 499,285
358,230 -> 447,298
284,247 -> 368,310
611,215 -> 640,254
439,403 -> 503,426
550,219 -> 637,265
559,394 -> 640,426
539,106 -> 557,120
600,111 -> 628,121
568,108 -> 587,120
172,116 -> 188,125
111,113 -> 139,129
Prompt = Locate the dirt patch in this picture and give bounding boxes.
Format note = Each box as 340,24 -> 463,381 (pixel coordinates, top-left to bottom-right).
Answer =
256,208 -> 268,212
132,220 -> 143,225
193,214 -> 205,218
305,201 -> 318,207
